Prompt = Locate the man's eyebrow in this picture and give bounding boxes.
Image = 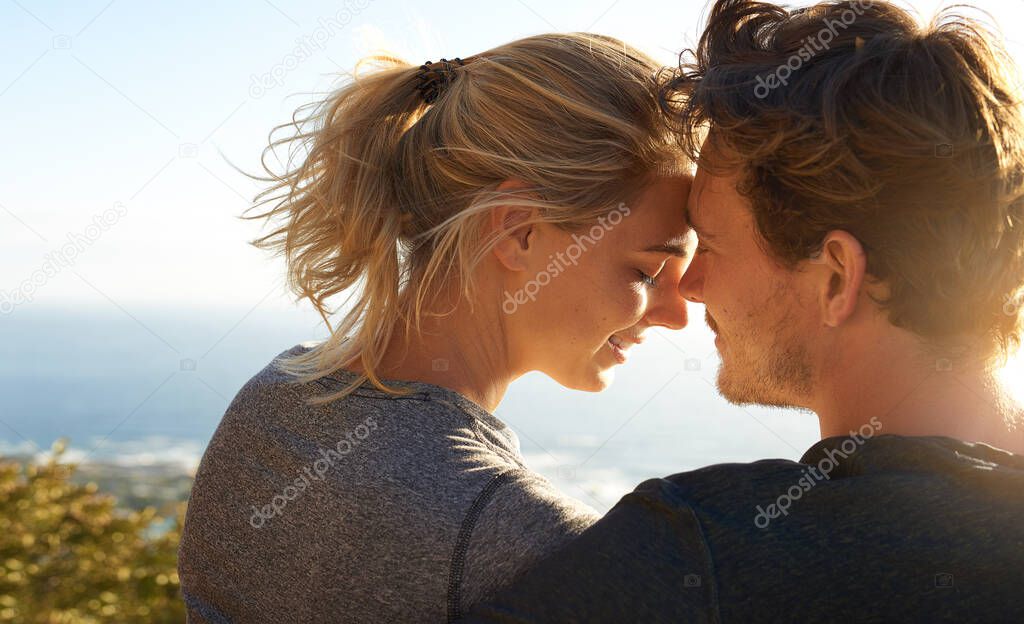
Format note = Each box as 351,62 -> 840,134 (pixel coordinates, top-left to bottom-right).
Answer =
693,226 -> 715,241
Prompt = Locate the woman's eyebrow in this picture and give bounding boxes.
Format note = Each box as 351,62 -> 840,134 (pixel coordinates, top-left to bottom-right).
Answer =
643,239 -> 691,257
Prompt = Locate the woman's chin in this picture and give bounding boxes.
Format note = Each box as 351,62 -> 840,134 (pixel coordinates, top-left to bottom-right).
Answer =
590,370 -> 615,391
549,366 -> 615,393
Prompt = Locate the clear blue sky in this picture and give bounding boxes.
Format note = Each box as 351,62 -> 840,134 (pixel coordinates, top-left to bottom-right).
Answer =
2,0 -> 1020,309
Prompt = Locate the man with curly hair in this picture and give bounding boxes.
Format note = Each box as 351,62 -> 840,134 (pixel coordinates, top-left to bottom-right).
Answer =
463,1 -> 1024,621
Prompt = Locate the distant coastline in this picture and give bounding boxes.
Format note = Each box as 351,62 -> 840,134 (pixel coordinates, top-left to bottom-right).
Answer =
3,447 -> 195,518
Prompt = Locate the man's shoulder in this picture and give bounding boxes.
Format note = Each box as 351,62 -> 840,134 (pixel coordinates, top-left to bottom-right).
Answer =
660,433 -> 1024,493
660,456 -> 808,498
650,434 -> 1024,527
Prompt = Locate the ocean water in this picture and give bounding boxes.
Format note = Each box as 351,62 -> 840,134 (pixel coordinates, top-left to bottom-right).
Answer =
1,302 -> 819,513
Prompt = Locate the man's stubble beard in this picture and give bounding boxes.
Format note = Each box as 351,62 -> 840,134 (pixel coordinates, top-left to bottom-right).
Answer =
715,301 -> 815,410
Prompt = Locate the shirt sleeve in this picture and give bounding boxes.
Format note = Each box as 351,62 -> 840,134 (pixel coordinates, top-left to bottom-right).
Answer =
458,477 -> 718,624
452,469 -> 601,617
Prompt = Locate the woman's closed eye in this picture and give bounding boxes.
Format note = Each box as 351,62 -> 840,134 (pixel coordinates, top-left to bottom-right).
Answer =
637,269 -> 658,288
635,257 -> 673,289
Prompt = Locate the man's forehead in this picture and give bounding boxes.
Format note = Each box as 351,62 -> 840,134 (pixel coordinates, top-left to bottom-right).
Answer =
686,163 -> 751,242
685,167 -> 713,229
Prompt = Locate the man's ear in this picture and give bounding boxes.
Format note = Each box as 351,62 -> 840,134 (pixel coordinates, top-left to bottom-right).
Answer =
813,230 -> 867,328
490,180 -> 538,272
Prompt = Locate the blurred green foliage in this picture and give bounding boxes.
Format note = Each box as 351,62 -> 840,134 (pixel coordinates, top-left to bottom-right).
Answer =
0,440 -> 186,623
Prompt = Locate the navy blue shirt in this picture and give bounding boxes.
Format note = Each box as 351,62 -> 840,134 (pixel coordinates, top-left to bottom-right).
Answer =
462,434 -> 1024,623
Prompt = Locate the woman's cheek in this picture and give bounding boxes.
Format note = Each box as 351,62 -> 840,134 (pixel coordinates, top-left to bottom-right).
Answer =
620,282 -> 649,321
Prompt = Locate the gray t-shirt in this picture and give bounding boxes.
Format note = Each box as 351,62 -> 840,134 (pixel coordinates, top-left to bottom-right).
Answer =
178,343 -> 599,623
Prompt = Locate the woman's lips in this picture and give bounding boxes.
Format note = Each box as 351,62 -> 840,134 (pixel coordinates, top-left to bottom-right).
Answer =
607,337 -> 628,363
608,334 -> 641,364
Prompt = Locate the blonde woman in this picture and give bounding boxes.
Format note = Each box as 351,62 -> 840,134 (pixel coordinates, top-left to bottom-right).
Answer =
179,33 -> 695,623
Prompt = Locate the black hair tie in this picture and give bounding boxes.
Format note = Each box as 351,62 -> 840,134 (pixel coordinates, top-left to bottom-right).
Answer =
415,57 -> 465,104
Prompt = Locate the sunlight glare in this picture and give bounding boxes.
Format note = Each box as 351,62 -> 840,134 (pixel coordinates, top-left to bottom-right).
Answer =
998,348 -> 1024,405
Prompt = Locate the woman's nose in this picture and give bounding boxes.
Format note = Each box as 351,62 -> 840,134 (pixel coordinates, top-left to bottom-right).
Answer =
679,260 -> 704,304
647,286 -> 689,331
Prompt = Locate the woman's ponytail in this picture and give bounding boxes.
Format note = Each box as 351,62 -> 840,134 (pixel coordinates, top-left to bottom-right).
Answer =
243,56 -> 430,401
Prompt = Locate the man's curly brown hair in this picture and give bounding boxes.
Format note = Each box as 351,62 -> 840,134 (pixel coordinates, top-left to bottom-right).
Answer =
660,0 -> 1024,361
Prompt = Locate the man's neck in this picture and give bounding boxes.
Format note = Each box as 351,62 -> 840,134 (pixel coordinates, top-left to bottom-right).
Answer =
813,339 -> 1024,454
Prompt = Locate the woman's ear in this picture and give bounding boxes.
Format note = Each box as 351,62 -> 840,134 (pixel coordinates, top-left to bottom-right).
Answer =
490,180 -> 538,272
813,230 -> 867,327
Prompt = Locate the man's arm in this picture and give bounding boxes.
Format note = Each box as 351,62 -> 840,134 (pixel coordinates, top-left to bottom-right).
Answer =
454,469 -> 600,617
460,477 -> 718,624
